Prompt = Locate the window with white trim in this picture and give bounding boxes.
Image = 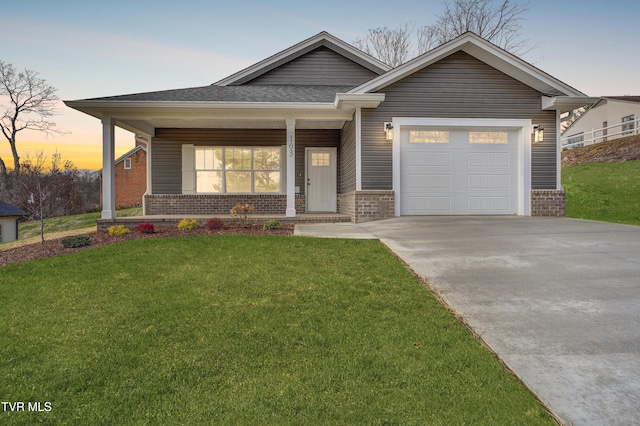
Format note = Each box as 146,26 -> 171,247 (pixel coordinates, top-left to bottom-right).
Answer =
469,131 -> 508,144
622,115 -> 635,135
410,130 -> 449,143
195,146 -> 281,193
124,158 -> 132,169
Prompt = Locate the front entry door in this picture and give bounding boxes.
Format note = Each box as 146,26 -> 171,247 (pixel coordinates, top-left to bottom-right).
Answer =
306,147 -> 337,212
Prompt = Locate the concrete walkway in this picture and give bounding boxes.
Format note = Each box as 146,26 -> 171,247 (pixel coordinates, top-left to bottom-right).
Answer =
295,216 -> 640,425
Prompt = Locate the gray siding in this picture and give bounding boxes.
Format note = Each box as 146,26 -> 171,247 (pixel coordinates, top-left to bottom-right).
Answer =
151,128 -> 339,195
245,47 -> 378,87
340,114 -> 356,193
361,51 -> 557,190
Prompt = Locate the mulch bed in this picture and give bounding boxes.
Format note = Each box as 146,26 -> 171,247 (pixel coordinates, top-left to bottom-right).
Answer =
0,224 -> 294,267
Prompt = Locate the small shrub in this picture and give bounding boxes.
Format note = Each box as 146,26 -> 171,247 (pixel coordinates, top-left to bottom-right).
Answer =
178,218 -> 199,230
136,223 -> 155,234
263,219 -> 281,230
230,203 -> 255,227
108,225 -> 131,237
61,235 -> 91,249
205,218 -> 224,230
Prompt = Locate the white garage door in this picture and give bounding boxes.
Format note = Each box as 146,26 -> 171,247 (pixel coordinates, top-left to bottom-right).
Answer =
400,126 -> 519,215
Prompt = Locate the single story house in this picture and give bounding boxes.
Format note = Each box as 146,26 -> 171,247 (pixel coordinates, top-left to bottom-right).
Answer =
65,31 -> 595,222
99,136 -> 147,208
0,199 -> 28,243
563,96 -> 640,148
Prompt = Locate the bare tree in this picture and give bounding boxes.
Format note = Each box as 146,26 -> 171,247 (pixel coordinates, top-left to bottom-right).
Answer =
12,151 -> 82,243
354,0 -> 530,67
0,61 -> 63,180
418,0 -> 530,54
353,24 -> 413,67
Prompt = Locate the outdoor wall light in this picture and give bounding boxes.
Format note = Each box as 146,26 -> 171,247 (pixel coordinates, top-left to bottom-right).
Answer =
384,122 -> 394,141
533,124 -> 544,143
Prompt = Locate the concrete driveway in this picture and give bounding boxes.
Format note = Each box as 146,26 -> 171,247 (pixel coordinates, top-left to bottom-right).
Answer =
295,216 -> 640,425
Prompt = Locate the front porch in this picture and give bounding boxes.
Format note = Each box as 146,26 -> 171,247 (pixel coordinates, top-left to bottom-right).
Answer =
96,213 -> 351,232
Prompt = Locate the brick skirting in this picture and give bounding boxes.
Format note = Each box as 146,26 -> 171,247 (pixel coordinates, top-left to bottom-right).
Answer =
531,190 -> 565,216
145,194 -> 305,215
339,191 -> 395,223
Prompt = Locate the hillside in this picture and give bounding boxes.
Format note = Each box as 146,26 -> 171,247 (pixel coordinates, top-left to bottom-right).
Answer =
562,135 -> 640,168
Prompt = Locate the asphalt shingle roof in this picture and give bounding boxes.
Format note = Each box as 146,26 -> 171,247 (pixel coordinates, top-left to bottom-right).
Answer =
0,199 -> 28,217
605,96 -> 640,104
85,85 -> 354,103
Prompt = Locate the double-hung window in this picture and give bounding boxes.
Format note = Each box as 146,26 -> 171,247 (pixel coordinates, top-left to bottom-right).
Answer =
622,115 -> 635,135
195,147 -> 281,193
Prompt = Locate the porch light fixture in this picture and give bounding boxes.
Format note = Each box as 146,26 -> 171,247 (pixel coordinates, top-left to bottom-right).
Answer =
533,124 -> 544,143
384,122 -> 394,141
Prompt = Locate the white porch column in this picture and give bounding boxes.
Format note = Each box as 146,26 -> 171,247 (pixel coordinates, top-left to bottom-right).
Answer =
143,135 -> 152,215
286,118 -> 296,217
355,107 -> 362,191
101,117 -> 116,219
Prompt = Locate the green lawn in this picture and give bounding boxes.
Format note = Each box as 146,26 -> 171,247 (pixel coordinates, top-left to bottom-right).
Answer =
562,160 -> 640,225
0,236 -> 553,425
17,207 -> 142,240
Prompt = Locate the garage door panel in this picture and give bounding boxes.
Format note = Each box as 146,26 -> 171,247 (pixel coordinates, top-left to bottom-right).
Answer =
408,196 -> 451,213
408,151 -> 451,167
467,174 -> 511,189
467,196 -> 511,212
408,174 -> 451,189
467,152 -> 511,168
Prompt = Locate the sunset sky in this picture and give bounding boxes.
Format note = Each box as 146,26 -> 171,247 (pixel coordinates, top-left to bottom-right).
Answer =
2,0 -> 638,170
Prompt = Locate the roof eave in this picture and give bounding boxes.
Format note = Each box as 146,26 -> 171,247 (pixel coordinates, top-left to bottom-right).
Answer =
542,96 -> 599,113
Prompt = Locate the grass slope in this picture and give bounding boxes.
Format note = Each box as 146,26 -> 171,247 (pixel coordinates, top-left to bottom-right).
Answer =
562,160 -> 640,225
0,236 -> 553,425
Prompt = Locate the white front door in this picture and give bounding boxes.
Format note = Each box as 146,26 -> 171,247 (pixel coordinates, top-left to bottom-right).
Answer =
306,147 -> 337,212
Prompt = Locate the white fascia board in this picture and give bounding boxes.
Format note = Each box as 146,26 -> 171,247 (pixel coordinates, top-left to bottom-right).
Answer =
215,32 -> 390,86
65,100 -> 338,111
334,93 -> 385,109
351,32 -> 588,98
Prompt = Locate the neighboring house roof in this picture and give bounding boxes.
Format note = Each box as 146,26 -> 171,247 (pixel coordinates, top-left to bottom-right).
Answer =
214,31 -> 391,86
0,199 -> 28,217
604,96 -> 640,103
83,85 -> 355,103
98,144 -> 147,174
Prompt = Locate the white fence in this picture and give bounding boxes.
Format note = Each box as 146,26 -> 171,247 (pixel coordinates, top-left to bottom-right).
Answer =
562,115 -> 639,150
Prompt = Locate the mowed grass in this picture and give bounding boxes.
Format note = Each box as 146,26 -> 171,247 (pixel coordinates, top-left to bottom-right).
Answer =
0,236 -> 553,425
17,207 -> 142,240
562,160 -> 640,225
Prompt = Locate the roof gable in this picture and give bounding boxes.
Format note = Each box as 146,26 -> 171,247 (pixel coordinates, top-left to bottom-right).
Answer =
350,32 -> 587,98
215,31 -> 390,86
243,46 -> 380,87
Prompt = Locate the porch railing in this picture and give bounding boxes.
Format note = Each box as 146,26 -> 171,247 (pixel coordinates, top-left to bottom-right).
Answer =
562,115 -> 639,150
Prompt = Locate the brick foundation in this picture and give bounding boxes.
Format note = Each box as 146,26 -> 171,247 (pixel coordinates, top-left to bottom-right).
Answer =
531,190 -> 565,216
339,191 -> 395,223
145,194 -> 305,215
